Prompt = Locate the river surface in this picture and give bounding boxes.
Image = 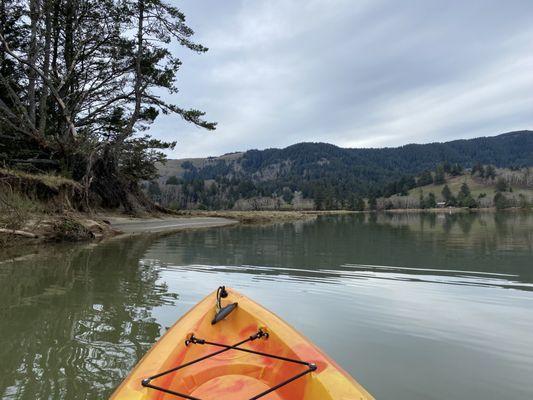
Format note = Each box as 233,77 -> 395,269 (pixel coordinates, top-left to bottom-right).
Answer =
0,212 -> 532,400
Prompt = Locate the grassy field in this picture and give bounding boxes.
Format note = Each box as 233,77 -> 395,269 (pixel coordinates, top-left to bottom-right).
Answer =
410,175 -> 531,199
411,175 -> 492,199
385,168 -> 533,208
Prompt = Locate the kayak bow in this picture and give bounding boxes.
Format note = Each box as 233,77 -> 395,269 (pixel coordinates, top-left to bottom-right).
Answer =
111,286 -> 374,400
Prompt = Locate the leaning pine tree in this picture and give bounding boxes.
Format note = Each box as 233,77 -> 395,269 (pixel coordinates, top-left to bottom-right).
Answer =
0,0 -> 215,211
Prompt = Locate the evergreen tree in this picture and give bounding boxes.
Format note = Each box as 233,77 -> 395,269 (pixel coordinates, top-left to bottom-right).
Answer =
472,162 -> 485,177
324,190 -> 335,210
495,177 -> 508,192
441,184 -> 452,202
417,170 -> 433,186
434,165 -> 445,185
426,192 -> 436,208
0,0 -> 215,209
314,188 -> 325,210
282,187 -> 294,204
485,165 -> 496,180
457,182 -> 477,208
347,195 -> 366,211
347,194 -> 356,211
450,163 -> 463,176
494,192 -> 509,210
459,182 -> 471,198
166,176 -> 179,185
368,195 -> 377,211
355,197 -> 365,211
419,191 -> 425,209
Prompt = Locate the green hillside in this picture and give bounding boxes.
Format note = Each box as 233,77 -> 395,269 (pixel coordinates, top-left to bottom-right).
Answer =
383,168 -> 533,210
151,131 -> 533,210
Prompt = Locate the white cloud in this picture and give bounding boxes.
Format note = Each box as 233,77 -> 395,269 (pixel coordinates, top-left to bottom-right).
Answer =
149,0 -> 533,158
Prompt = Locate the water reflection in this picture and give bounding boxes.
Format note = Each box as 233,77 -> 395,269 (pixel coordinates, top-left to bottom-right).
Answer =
0,237 -> 177,399
0,212 -> 532,400
146,212 -> 533,281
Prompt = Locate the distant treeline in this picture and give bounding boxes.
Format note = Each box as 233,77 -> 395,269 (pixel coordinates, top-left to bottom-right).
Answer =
149,131 -> 533,210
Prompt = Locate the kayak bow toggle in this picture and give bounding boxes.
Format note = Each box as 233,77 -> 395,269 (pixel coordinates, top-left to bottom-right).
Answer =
211,285 -> 238,324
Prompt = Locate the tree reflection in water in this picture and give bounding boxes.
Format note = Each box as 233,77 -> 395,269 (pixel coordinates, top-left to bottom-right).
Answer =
0,236 -> 177,399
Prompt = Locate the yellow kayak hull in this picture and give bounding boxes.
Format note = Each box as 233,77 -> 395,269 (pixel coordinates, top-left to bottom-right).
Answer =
110,288 -> 374,400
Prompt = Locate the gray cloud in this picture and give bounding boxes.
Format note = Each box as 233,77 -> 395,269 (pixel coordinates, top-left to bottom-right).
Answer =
150,0 -> 533,158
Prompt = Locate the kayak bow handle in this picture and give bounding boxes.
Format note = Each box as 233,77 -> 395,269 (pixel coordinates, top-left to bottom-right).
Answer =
212,302 -> 238,324
212,286 -> 238,325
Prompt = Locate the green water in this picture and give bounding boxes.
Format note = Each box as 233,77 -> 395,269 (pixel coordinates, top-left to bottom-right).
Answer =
0,212 -> 532,400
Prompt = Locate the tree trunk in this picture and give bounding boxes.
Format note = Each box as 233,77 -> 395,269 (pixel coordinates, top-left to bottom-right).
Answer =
0,0 -> 5,70
39,0 -> 53,135
28,0 -> 39,124
61,0 -> 75,149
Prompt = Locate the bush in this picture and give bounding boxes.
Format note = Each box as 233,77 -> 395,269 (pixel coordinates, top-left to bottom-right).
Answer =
166,176 -> 180,185
52,217 -> 92,241
461,195 -> 478,208
495,177 -> 508,192
494,192 -> 509,210
518,194 -> 529,209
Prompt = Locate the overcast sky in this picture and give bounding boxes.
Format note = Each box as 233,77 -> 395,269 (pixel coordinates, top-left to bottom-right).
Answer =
151,0 -> 533,158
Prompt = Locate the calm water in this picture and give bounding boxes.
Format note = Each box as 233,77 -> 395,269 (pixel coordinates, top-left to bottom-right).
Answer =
0,212 -> 532,400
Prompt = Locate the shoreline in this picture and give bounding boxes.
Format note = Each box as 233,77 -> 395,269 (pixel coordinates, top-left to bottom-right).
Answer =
1,208 -> 530,248
104,215 -> 238,234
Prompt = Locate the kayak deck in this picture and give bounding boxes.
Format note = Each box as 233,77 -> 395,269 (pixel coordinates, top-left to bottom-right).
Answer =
111,288 -> 374,400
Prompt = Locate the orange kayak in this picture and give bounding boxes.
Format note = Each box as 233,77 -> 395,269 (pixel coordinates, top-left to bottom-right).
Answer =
110,287 -> 374,400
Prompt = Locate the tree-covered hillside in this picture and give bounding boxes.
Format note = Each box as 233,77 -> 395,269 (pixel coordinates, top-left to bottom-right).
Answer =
153,131 -> 533,210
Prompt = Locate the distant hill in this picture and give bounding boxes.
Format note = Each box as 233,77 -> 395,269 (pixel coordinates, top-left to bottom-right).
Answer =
383,168 -> 533,210
152,130 -> 533,210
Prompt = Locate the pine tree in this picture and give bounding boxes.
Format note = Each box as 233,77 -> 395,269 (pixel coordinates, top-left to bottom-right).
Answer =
355,197 -> 365,211
459,182 -> 471,198
426,192 -> 436,208
457,182 -> 477,208
417,170 -> 433,186
434,165 -> 445,184
495,177 -> 507,192
441,185 -> 453,203
472,162 -> 485,177
314,187 -> 325,210
419,191 -> 425,209
450,163 -> 463,176
368,195 -> 377,211
485,165 -> 496,180
494,192 -> 508,210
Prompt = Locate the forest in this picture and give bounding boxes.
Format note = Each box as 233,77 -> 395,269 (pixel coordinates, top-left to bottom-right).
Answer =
150,131 -> 533,210
0,0 -> 214,211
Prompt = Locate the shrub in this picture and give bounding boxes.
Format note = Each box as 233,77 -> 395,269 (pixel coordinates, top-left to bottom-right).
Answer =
494,192 -> 509,210
52,217 -> 92,241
